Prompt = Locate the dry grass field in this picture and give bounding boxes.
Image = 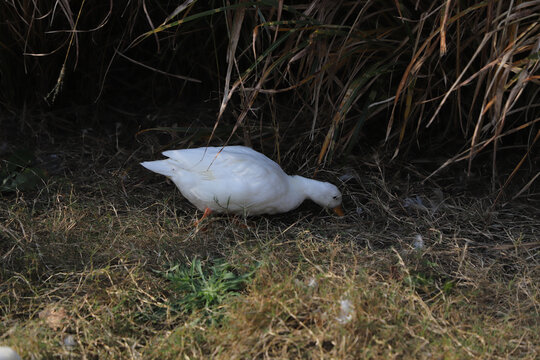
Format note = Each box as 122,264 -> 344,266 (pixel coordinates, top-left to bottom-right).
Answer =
1,128 -> 538,359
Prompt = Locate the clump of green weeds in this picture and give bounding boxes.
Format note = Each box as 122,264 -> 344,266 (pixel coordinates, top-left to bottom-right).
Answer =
161,258 -> 257,321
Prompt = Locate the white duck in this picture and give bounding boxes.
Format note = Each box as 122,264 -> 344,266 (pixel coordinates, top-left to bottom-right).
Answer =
141,146 -> 343,220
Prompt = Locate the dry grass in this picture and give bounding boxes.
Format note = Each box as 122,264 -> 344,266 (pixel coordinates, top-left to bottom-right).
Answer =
1,134 -> 538,359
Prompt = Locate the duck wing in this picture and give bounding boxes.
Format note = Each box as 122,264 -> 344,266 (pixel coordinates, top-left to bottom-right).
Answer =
164,147 -> 291,213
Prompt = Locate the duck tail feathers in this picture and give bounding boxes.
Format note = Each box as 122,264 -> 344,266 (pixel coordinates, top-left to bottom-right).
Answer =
140,160 -> 178,177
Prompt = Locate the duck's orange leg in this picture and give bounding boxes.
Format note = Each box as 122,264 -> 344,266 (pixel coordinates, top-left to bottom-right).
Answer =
231,215 -> 249,228
194,207 -> 213,227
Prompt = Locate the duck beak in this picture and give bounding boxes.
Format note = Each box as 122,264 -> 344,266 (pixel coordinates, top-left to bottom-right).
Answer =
332,205 -> 345,216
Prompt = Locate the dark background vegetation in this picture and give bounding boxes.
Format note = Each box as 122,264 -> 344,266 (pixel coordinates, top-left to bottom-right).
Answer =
1,0 -> 539,195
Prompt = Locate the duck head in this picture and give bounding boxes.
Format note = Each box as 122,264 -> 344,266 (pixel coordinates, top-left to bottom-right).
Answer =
295,176 -> 344,216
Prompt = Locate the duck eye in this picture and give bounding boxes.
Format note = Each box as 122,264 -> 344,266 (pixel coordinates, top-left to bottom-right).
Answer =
333,195 -> 339,200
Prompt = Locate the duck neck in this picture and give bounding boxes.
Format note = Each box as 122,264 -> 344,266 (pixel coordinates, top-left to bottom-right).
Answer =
290,175 -> 325,202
